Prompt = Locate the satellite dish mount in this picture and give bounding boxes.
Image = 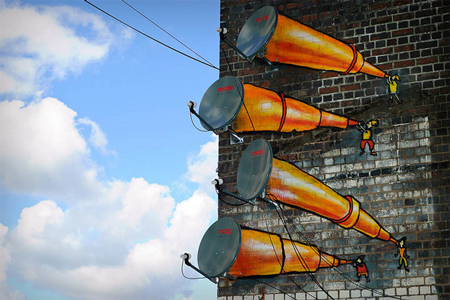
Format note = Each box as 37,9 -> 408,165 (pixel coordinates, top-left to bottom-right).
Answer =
218,26 -> 276,69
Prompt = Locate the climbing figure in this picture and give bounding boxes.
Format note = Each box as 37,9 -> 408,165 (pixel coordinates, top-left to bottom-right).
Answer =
387,74 -> 402,104
395,237 -> 410,272
353,255 -> 370,282
357,120 -> 379,156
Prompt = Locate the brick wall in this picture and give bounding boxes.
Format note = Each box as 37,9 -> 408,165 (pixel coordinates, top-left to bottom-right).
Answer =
217,0 -> 449,299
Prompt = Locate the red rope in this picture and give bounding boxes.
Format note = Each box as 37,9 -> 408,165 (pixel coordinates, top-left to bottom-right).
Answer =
341,44 -> 357,75
277,92 -> 287,132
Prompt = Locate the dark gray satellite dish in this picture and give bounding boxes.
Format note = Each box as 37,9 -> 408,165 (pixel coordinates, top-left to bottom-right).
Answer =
197,218 -> 242,278
236,6 -> 278,61
237,139 -> 273,201
198,76 -> 244,131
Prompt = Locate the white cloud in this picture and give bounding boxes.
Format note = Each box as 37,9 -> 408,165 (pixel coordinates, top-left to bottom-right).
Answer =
6,180 -> 215,300
0,224 -> 10,281
77,117 -> 113,155
16,200 -> 64,244
185,134 -> 218,191
0,224 -> 25,300
0,98 -> 104,201
0,2 -> 217,298
113,178 -> 175,235
0,94 -> 218,299
0,3 -> 112,96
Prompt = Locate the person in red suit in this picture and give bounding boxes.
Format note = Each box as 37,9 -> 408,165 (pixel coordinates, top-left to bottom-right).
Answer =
357,120 -> 379,156
353,255 -> 370,282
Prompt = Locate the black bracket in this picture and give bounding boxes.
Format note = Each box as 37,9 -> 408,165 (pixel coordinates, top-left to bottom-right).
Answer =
180,253 -> 217,284
187,101 -> 243,144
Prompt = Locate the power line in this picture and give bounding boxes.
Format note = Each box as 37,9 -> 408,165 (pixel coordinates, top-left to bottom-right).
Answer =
83,0 -> 219,70
121,0 -> 216,68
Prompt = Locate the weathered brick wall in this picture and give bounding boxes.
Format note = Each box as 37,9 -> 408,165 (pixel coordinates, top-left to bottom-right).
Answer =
218,0 -> 449,299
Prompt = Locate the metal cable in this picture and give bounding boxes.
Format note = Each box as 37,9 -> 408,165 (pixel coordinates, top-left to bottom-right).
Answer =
84,0 -> 219,70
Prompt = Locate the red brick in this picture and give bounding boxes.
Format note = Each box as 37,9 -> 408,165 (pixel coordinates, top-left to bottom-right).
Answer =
377,63 -> 393,71
394,44 -> 415,52
320,87 -> 339,94
392,28 -> 414,37
417,57 -> 439,65
341,84 -> 361,91
369,2 -> 389,10
371,16 -> 392,25
393,0 -> 412,5
394,60 -> 415,68
285,3 -> 297,9
343,37 -> 358,44
418,73 -> 439,81
372,48 -> 393,56
393,12 -> 414,21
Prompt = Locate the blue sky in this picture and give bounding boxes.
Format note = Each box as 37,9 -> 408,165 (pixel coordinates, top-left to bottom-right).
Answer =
0,0 -> 220,299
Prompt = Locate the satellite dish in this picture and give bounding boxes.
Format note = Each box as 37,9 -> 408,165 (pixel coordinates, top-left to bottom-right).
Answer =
237,139 -> 273,201
198,76 -> 244,131
236,6 -> 278,60
197,217 -> 242,278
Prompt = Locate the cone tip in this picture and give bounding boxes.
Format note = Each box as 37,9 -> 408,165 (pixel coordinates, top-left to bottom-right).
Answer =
360,61 -> 389,78
339,259 -> 352,265
390,237 -> 399,246
348,119 -> 359,126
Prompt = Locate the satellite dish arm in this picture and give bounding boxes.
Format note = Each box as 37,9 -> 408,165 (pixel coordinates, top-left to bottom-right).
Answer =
187,102 -> 243,144
187,101 -> 216,132
217,27 -> 253,64
213,178 -> 255,205
180,253 -> 217,284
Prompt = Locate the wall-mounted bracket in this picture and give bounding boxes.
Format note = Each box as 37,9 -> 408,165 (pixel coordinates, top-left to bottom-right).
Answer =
217,27 -> 254,64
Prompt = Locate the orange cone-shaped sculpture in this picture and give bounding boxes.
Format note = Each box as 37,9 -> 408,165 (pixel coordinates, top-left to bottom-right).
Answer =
232,84 -> 359,132
267,158 -> 398,245
266,14 -> 387,77
237,6 -> 387,78
228,227 -> 351,277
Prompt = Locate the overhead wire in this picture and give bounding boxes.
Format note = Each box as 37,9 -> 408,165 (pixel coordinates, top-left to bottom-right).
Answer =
121,0 -> 216,68
83,0 -> 219,70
